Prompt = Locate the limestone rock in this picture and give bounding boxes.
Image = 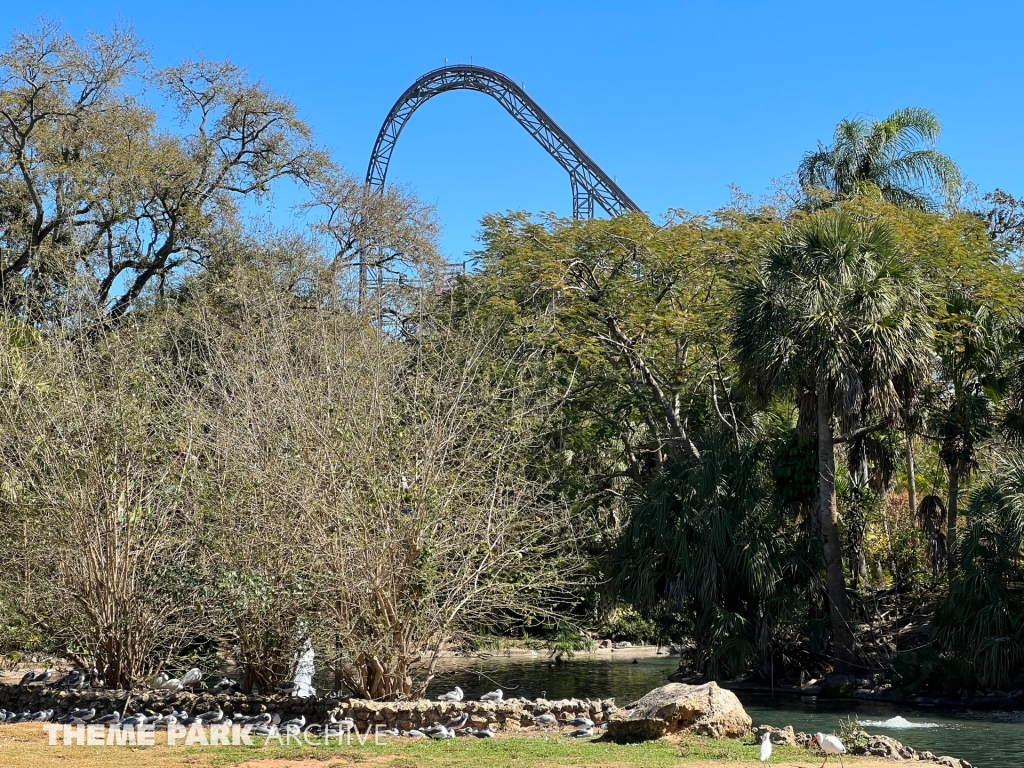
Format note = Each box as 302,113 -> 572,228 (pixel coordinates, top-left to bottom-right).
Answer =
755,724 -> 796,746
864,734 -> 906,759
606,712 -> 667,741
607,682 -> 751,742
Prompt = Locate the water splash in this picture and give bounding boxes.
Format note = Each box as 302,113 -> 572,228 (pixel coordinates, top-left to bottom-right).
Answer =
860,716 -> 943,729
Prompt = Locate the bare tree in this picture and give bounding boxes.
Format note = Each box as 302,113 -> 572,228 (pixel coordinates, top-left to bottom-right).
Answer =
170,267 -> 579,699
0,321 -> 209,688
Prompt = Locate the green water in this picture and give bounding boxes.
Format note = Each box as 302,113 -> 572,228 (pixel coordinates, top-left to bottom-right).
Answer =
428,653 -> 1024,768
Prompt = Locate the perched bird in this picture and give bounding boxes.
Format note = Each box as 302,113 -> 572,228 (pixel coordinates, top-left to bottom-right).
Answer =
479,689 -> 503,703
473,728 -> 496,738
154,672 -> 169,688
18,671 -> 35,686
95,711 -> 121,726
437,685 -> 464,702
195,708 -> 224,724
404,729 -> 428,738
760,732 -> 773,763
33,669 -> 53,684
122,713 -> 148,727
569,726 -> 594,738
811,733 -> 847,768
564,716 -> 594,728
181,668 -> 203,690
159,677 -> 184,691
214,677 -> 240,693
535,713 -> 557,727
64,707 -> 96,724
54,670 -> 84,689
446,712 -> 469,729
429,726 -> 453,740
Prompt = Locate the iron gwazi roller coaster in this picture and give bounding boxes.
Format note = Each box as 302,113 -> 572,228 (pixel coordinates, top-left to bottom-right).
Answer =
366,65 -> 640,219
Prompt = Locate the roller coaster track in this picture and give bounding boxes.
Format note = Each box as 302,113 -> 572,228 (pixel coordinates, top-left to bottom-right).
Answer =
366,65 -> 640,219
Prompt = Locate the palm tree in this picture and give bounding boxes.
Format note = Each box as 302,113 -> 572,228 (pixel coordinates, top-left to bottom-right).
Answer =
732,210 -> 932,665
931,289 -> 1013,576
799,108 -> 961,211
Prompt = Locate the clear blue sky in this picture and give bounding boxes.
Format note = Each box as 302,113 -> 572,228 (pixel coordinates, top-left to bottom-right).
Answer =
8,2 -> 1023,259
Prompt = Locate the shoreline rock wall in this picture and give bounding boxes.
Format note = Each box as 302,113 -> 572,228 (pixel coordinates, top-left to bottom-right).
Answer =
0,683 -> 615,731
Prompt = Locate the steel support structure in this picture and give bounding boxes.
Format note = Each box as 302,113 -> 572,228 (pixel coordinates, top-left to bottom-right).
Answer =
366,65 -> 639,219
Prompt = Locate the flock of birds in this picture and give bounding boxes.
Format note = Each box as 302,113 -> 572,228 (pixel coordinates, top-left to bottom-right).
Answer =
5,668 -> 851,759
0,673 -> 599,739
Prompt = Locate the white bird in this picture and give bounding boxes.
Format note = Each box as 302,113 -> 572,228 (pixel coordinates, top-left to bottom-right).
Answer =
181,668 -> 202,689
480,689 -> 503,703
760,732 -> 772,763
437,685 -> 464,702
429,726 -> 453,740
159,677 -> 184,691
811,732 -> 846,768
404,729 -> 428,738
154,672 -> 169,689
535,713 -> 557,727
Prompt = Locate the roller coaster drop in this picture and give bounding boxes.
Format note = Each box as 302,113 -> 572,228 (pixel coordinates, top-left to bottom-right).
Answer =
366,65 -> 639,219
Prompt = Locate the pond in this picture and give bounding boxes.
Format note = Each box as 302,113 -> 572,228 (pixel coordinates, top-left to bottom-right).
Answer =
427,652 -> 1024,767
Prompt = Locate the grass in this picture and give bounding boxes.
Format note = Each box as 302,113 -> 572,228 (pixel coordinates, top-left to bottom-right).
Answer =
0,723 -> 889,768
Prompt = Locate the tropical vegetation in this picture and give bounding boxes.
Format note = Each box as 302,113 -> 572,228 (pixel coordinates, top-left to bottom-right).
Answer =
1,21 -> 1023,698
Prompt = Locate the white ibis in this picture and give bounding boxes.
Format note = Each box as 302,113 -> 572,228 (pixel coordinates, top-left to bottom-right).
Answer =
760,731 -> 772,763
437,685 -> 464,702
811,732 -> 846,768
480,689 -> 503,703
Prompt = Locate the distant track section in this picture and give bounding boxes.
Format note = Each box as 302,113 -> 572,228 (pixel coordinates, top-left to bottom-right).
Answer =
366,65 -> 639,219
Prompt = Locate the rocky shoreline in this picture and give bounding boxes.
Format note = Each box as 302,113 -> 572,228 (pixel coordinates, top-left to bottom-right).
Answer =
0,682 -> 614,732
0,680 -> 977,767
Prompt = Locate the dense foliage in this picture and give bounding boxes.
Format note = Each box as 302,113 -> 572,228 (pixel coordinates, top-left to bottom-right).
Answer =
0,21 -> 1022,696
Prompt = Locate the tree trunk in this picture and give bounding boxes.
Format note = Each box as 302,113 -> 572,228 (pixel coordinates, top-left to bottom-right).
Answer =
905,434 -> 917,518
817,387 -> 856,667
947,462 -> 960,577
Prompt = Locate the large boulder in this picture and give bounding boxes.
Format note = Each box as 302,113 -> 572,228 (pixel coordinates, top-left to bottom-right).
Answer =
607,682 -> 751,742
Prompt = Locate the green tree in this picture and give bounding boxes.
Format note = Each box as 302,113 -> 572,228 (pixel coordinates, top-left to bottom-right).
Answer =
933,457 -> 1024,688
733,210 -> 932,664
931,290 -> 1014,575
0,20 -> 324,320
799,108 -> 961,211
